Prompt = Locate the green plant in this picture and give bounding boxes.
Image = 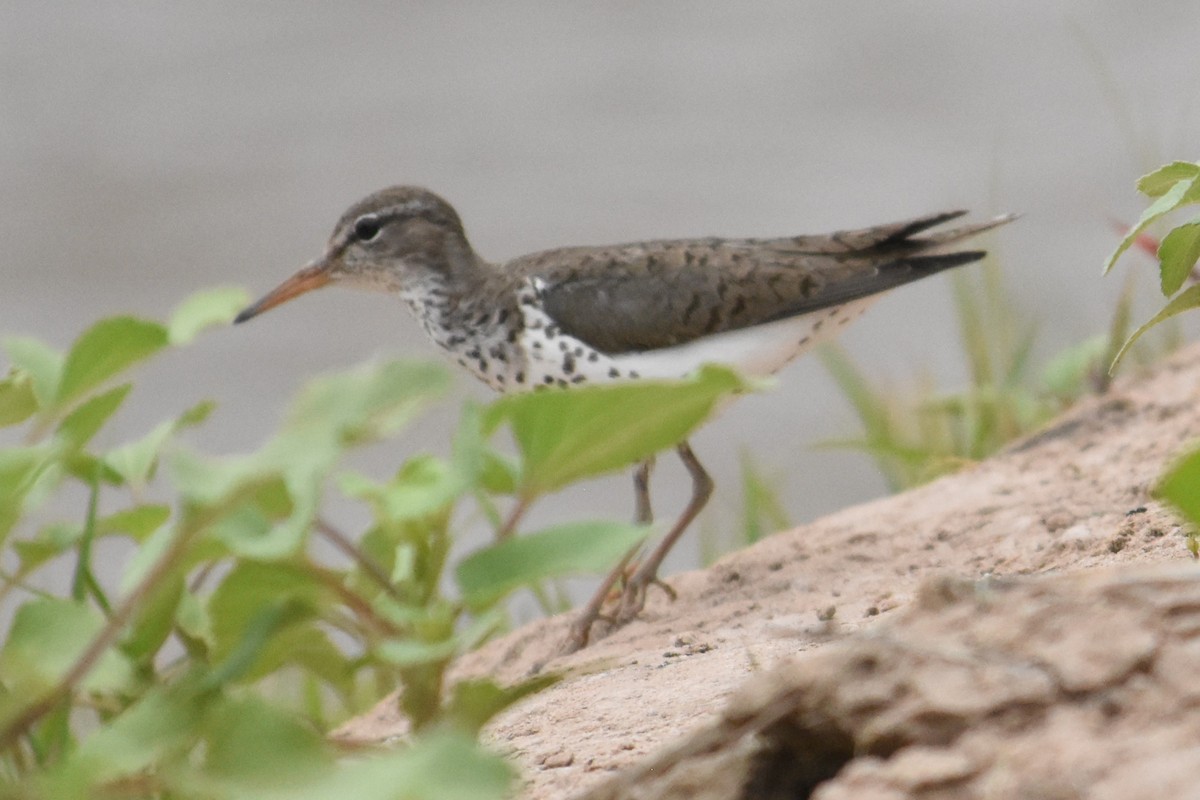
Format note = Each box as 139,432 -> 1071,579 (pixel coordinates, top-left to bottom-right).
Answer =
1158,450 -> 1200,558
699,451 -> 791,565
1105,161 -> 1200,369
1106,161 -> 1200,558
0,288 -> 745,799
817,250 -> 1140,491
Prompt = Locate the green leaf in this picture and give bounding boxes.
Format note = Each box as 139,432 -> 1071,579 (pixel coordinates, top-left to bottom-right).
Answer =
104,400 -> 214,489
207,561 -> 326,665
0,369 -> 38,426
168,285 -> 252,345
62,450 -> 124,486
3,337 -> 64,407
56,383 -> 131,449
14,522 -> 83,571
282,360 -> 449,447
0,598 -> 135,698
1104,178 -> 1197,275
486,365 -> 746,496
98,503 -> 171,541
207,480 -> 306,559
737,450 -> 791,546
250,622 -> 351,690
1137,161 -> 1200,197
47,679 -> 210,791
0,444 -> 56,544
176,589 -> 214,651
1158,218 -> 1200,296
121,574 -> 184,663
818,342 -> 892,444
57,317 -> 169,406
205,601 -> 316,687
250,731 -> 512,800
1040,334 -> 1107,398
339,455 -> 463,523
376,637 -> 460,668
443,676 -> 558,734
1110,284 -> 1200,372
456,520 -> 650,609
1159,447 -> 1200,525
169,447 -> 262,507
200,694 -> 329,789
479,450 -> 519,494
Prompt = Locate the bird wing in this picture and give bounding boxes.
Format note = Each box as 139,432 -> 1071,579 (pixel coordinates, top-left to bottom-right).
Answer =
507,211 -> 1013,355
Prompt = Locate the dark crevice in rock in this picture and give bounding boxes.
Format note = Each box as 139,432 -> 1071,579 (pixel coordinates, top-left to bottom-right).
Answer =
740,713 -> 856,800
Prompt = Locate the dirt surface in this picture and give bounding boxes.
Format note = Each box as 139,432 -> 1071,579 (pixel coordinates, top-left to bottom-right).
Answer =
334,344 -> 1200,799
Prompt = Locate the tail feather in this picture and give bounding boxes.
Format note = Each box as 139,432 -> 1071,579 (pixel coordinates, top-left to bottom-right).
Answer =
783,211 -> 1014,255
912,213 -> 1019,253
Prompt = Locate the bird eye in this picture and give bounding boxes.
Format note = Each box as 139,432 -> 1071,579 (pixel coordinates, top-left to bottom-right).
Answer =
353,214 -> 381,242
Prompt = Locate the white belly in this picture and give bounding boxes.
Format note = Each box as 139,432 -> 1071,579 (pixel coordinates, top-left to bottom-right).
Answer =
606,297 -> 879,380
513,281 -> 880,389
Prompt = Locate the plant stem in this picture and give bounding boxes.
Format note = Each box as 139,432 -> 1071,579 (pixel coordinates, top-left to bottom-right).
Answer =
314,516 -> 401,600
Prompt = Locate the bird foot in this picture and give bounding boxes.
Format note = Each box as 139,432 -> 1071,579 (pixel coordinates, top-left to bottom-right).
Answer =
562,611 -> 614,654
613,572 -> 676,625
560,574 -> 678,654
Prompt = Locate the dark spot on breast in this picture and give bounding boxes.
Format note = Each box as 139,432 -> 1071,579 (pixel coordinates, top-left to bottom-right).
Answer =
515,370 -> 525,383
608,367 -> 620,378
571,375 -> 586,384
543,375 -> 555,385
587,352 -> 599,362
563,354 -> 576,375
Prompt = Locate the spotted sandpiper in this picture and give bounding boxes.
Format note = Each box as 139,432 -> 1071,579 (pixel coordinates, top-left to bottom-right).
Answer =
235,186 -> 1013,648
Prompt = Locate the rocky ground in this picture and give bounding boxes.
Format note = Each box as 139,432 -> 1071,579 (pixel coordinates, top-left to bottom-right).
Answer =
336,343 -> 1200,800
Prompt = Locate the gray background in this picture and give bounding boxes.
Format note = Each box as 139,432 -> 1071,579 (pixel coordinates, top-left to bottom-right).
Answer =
2,3 -> 1197,580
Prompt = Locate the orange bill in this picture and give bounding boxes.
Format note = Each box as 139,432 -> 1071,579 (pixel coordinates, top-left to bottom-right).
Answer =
234,263 -> 331,324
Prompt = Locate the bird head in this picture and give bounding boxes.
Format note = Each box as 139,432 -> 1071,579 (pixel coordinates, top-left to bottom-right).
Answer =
234,186 -> 472,324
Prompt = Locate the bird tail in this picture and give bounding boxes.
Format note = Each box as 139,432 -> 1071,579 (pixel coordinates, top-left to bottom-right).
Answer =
903,212 -> 1019,254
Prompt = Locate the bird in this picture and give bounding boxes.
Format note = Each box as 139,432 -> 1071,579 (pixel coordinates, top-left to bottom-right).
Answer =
235,185 -> 1013,649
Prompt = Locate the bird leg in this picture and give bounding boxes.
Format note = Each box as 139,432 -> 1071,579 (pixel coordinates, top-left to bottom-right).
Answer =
632,456 -> 654,526
563,457 -> 656,652
615,441 -> 712,624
